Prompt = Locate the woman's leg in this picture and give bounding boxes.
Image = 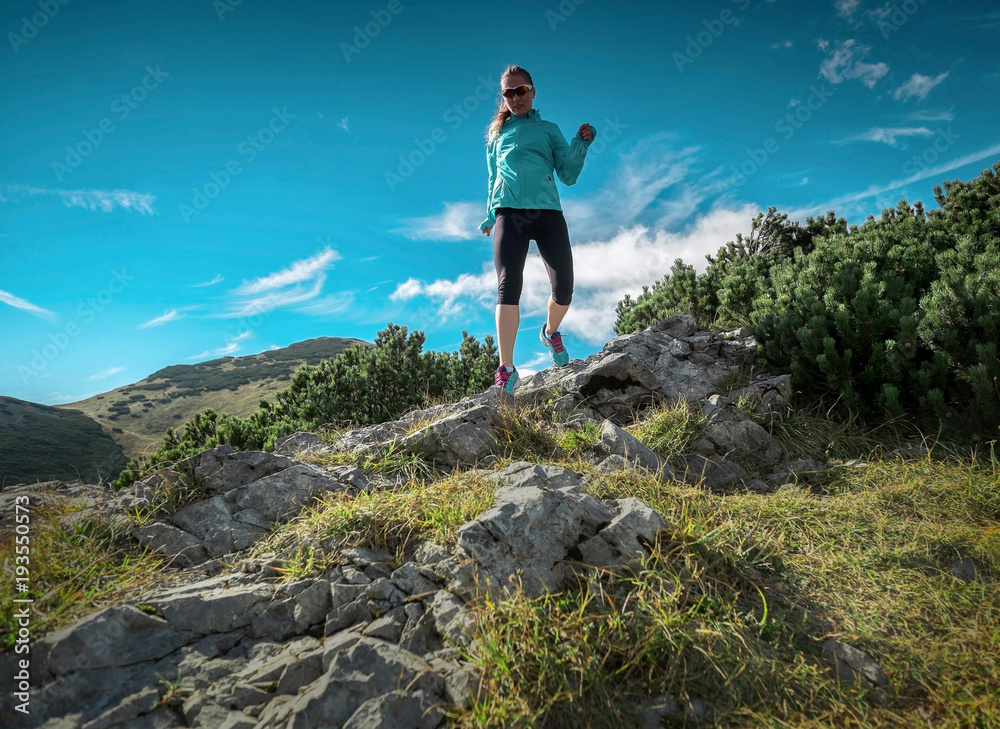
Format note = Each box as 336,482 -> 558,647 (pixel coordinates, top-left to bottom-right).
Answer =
496,304 -> 520,367
533,210 -> 574,335
493,210 -> 531,367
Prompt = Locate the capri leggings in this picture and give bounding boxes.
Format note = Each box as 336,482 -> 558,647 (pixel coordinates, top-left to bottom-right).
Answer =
493,207 -> 574,306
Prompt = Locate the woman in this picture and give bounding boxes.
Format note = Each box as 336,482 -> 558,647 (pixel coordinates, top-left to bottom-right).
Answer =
480,65 -> 596,393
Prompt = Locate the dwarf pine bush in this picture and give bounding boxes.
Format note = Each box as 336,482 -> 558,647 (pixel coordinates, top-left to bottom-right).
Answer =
615,162 -> 1000,434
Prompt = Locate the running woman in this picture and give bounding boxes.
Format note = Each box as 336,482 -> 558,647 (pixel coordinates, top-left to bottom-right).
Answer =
480,65 -> 596,393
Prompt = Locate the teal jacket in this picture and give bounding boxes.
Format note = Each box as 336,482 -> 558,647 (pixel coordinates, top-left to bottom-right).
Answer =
480,109 -> 596,230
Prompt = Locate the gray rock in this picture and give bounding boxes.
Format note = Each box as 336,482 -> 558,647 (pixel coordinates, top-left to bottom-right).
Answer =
40,605 -> 197,676
79,686 -> 161,729
342,689 -> 445,729
170,495 -> 263,558
823,640 -> 890,688
363,606 -> 407,643
703,404 -> 785,470
235,463 -> 350,523
150,576 -> 275,634
949,558 -> 987,583
391,562 -> 440,597
134,522 -> 209,567
676,452 -> 752,490
595,420 -> 673,478
259,637 -> 446,728
429,591 -> 476,649
273,431 -> 328,457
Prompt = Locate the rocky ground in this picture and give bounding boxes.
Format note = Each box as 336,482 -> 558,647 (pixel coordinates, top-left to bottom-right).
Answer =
1,315 -> 900,729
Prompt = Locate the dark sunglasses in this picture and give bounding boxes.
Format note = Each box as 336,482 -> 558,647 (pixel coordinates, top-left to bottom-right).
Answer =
501,85 -> 533,98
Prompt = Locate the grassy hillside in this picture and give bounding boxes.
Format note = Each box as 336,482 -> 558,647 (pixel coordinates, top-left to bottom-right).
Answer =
59,336 -> 366,460
0,397 -> 128,487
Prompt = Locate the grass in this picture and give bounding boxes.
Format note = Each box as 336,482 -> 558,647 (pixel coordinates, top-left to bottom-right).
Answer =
628,399 -> 707,463
0,498 -> 164,651
455,449 -> 1000,728
252,469 -> 499,573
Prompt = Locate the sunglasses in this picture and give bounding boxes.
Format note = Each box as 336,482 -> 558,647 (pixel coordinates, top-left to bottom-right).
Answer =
501,85 -> 534,98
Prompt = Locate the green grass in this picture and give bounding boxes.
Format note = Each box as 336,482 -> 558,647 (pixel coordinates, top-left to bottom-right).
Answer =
0,499 -> 164,651
252,469 -> 499,572
456,451 -> 1000,728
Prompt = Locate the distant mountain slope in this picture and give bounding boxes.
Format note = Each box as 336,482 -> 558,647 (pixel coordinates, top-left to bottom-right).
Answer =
59,337 -> 367,461
0,397 -> 128,487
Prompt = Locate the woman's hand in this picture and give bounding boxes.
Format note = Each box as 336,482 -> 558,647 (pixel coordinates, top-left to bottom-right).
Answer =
578,123 -> 593,142
483,226 -> 493,236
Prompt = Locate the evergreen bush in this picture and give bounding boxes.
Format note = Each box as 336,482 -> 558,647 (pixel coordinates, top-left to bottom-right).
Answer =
614,162 -> 1000,434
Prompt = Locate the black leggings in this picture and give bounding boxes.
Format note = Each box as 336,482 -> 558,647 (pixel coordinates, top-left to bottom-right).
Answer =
493,208 -> 574,306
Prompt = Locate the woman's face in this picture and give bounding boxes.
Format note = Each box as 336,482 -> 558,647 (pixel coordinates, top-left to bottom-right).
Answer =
501,74 -> 535,117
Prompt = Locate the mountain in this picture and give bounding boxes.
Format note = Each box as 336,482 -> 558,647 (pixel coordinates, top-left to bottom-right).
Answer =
0,397 -> 128,487
58,337 -> 367,462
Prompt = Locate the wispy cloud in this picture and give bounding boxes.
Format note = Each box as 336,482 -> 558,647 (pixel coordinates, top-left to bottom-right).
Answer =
398,134 -> 705,245
88,366 -> 125,380
893,72 -> 950,102
0,288 -> 58,322
839,126 -> 934,146
819,39 -> 889,88
295,291 -> 356,316
191,274 -> 224,287
0,183 -> 155,214
225,247 -> 341,318
396,202 -> 483,241
138,309 -> 183,328
788,141 -> 1000,221
907,107 -> 955,122
835,0 -> 861,20
339,117 -> 350,132
771,40 -> 794,50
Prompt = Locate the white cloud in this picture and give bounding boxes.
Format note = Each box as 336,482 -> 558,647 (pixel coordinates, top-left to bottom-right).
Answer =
397,202 -> 484,241
771,40 -> 794,50
893,72 -> 950,102
295,291 -> 356,316
835,0 -> 860,20
191,274 -> 224,287
391,204 -> 757,345
0,288 -> 57,321
819,39 -> 889,88
139,309 -> 183,328
236,247 -> 341,295
339,117 -> 350,132
0,183 -> 155,214
841,126 -> 934,146
224,247 -> 341,318
907,108 -> 954,122
88,366 -> 125,380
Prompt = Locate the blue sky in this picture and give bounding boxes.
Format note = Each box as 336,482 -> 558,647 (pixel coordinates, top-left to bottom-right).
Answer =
2,0 -> 998,406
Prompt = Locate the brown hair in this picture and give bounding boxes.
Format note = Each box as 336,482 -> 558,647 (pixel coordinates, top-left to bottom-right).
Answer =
485,65 -> 534,143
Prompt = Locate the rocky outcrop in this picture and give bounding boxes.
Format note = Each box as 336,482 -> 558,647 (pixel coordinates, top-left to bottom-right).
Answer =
1,315 -> 833,729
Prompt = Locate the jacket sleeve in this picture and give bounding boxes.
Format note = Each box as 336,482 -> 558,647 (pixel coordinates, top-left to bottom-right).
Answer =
551,123 -> 596,186
480,140 -> 498,230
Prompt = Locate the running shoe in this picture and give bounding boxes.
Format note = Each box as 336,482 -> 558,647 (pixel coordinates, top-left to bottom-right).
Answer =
539,325 -> 569,366
495,364 -> 519,393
